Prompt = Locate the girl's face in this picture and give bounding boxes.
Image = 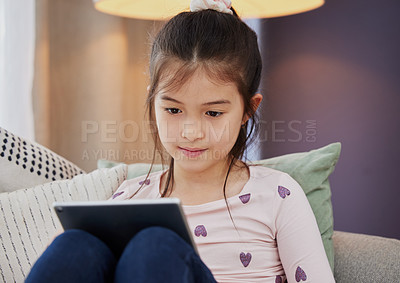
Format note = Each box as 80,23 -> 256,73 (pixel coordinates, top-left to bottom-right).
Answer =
154,68 -> 246,173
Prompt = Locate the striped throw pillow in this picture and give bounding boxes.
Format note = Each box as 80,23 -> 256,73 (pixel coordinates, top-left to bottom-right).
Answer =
0,164 -> 127,282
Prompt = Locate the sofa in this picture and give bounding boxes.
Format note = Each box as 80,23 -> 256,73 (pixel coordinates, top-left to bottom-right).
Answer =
332,231 -> 400,282
0,127 -> 399,282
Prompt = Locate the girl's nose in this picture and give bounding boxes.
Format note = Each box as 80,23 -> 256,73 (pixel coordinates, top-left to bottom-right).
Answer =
181,121 -> 204,142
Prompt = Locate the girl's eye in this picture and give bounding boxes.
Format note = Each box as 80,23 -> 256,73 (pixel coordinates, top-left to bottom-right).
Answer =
165,108 -> 182,115
206,111 -> 223,117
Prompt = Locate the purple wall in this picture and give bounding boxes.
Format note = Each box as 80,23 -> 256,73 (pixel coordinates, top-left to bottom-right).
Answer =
258,0 -> 400,239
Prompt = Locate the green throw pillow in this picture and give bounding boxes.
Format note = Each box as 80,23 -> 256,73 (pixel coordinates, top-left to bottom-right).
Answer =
98,142 -> 341,271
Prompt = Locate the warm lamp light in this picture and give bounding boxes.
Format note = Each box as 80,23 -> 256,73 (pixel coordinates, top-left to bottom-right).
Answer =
93,0 -> 324,20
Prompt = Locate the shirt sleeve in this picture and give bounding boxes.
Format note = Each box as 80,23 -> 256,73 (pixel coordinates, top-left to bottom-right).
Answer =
273,173 -> 335,283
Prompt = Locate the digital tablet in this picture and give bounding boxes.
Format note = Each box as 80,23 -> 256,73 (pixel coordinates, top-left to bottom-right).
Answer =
53,198 -> 197,257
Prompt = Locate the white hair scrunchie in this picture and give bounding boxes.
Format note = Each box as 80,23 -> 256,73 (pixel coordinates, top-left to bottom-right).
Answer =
190,0 -> 233,15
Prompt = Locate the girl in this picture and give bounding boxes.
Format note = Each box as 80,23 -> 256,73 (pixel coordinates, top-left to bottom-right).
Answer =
26,0 -> 335,282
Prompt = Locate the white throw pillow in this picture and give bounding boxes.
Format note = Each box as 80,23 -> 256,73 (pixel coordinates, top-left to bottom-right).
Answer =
0,127 -> 85,193
0,164 -> 127,282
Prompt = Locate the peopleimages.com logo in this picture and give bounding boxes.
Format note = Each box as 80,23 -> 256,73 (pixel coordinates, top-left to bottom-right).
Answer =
80,119 -> 317,161
80,119 -> 317,144
258,120 -> 317,143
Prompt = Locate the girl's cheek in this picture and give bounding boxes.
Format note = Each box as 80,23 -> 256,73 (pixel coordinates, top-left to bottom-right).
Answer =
157,118 -> 180,143
207,120 -> 239,143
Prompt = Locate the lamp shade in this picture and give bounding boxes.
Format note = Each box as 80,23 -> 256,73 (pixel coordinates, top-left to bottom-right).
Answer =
93,0 -> 324,20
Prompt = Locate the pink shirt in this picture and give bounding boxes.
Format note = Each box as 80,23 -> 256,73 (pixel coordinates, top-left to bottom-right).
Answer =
111,165 -> 335,283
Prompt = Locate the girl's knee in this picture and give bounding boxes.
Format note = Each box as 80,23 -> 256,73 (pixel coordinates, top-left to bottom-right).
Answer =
28,229 -> 115,283
126,226 -> 192,255
53,229 -> 115,260
54,229 -> 103,248
135,226 -> 178,241
55,229 -> 92,241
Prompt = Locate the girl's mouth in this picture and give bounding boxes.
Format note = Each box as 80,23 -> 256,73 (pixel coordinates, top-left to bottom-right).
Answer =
178,147 -> 207,158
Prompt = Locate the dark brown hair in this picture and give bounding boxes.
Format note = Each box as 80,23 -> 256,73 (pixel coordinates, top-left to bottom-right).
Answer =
139,8 -> 262,213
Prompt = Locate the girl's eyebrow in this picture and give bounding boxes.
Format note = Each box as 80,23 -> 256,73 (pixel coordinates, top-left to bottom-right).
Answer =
160,95 -> 231,106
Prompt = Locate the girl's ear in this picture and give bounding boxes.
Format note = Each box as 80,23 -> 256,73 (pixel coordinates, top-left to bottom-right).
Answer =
242,93 -> 263,124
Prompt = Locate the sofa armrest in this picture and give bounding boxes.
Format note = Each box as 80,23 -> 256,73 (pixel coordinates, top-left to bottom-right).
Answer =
333,230 -> 400,282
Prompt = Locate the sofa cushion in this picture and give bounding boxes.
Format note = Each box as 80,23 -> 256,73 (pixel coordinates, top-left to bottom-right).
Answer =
0,127 -> 85,193
0,164 -> 126,282
98,142 -> 341,271
333,231 -> 400,282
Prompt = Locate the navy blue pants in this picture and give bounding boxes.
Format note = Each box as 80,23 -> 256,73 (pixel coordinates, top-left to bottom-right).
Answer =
25,227 -> 217,283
